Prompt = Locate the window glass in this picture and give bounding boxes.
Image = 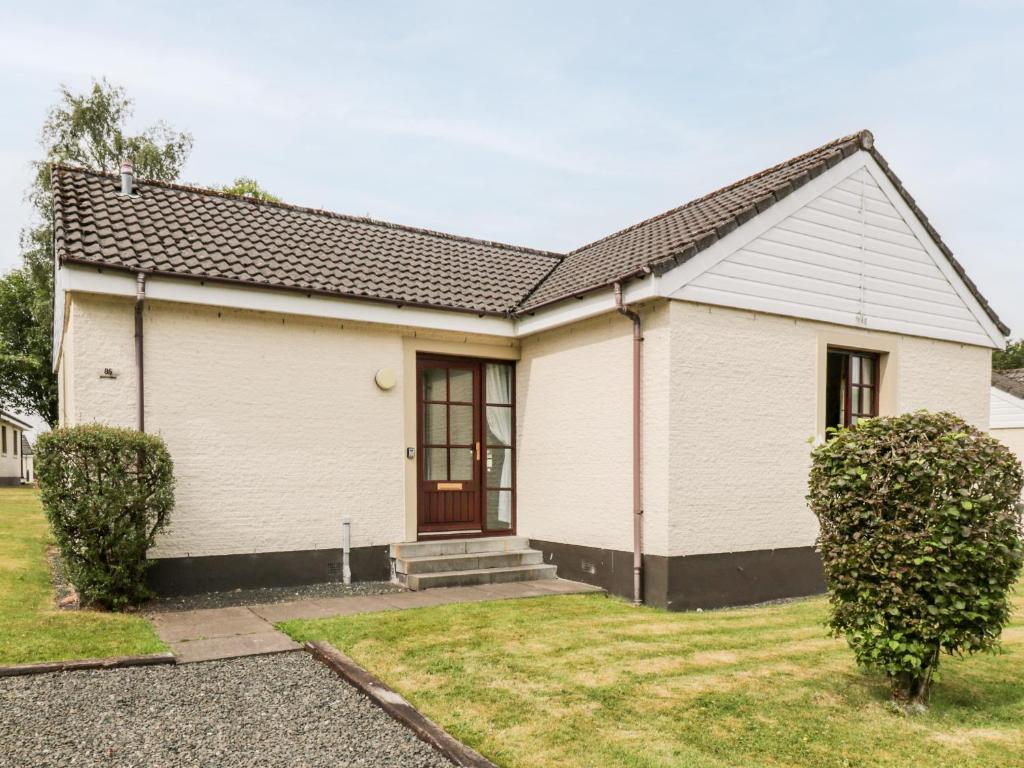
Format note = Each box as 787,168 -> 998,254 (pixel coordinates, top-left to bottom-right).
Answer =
449,405 -> 473,445
422,368 -> 446,401
449,369 -> 473,403
486,448 -> 512,487
487,490 -> 513,529
485,364 -> 512,404
424,448 -> 447,480
423,404 -> 447,444
485,407 -> 512,446
450,448 -> 474,481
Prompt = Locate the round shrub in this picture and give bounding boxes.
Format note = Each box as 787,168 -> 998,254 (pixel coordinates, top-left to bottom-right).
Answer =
36,424 -> 175,610
808,411 -> 1023,706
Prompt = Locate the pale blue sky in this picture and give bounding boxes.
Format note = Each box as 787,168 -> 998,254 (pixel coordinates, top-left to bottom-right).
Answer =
2,0 -> 1022,333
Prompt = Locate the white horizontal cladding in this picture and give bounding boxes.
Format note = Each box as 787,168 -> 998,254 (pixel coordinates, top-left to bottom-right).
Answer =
60,265 -> 517,338
667,152 -> 1003,349
991,386 -> 1024,429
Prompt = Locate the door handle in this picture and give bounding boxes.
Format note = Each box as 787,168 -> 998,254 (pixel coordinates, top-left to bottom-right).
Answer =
475,442 -> 481,460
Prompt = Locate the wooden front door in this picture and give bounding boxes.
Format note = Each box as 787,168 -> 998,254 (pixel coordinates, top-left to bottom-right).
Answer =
416,354 -> 517,538
417,357 -> 484,534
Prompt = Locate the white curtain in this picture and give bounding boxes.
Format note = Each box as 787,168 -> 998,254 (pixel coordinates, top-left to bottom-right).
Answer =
485,364 -> 513,525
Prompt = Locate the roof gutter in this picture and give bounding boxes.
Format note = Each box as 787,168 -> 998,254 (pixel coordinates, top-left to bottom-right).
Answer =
613,281 -> 643,606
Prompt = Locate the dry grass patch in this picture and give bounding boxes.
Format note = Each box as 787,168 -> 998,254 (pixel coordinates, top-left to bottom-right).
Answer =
282,588 -> 1024,768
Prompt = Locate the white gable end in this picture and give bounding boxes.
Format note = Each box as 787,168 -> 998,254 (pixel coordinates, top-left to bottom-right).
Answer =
991,386 -> 1024,429
670,155 -> 1001,348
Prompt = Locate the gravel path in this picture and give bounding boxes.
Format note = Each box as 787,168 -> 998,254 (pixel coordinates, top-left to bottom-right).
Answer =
146,581 -> 406,613
0,653 -> 454,768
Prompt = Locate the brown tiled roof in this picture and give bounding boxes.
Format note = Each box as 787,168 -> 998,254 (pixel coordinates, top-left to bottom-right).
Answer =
51,130 -> 1008,334
993,370 -> 1024,400
52,167 -> 561,316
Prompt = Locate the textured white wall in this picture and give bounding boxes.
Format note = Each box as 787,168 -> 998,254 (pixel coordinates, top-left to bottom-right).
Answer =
64,293 -> 520,558
516,302 -> 671,556
991,428 -> 1024,475
668,300 -> 991,557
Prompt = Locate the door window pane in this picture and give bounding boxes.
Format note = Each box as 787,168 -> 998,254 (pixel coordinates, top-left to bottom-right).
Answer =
449,369 -> 473,402
486,406 -> 512,446
422,368 -> 446,401
486,448 -> 512,488
449,405 -> 473,444
424,448 -> 447,480
451,448 -> 474,480
485,364 -> 512,404
423,404 -> 447,444
487,490 -> 513,529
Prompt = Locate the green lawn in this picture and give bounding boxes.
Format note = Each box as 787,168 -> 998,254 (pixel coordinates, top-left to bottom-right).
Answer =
281,589 -> 1024,768
0,486 -> 165,665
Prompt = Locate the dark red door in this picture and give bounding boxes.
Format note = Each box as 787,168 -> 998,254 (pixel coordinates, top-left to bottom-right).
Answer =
417,357 -> 484,534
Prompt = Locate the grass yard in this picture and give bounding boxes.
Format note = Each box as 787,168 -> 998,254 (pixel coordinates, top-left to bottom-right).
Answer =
281,590 -> 1024,768
0,486 -> 165,665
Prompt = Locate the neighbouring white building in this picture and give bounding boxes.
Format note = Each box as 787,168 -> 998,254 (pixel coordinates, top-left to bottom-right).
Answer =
51,130 -> 1007,609
0,412 -> 33,486
991,369 -> 1024,471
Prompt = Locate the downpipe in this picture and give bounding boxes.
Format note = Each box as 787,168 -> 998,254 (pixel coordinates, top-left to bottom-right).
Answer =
613,282 -> 644,606
135,272 -> 146,433
342,517 -> 352,585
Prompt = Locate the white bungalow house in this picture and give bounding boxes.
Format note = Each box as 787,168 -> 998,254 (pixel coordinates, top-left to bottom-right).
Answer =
991,370 -> 1024,470
0,411 -> 33,486
51,130 -> 1007,609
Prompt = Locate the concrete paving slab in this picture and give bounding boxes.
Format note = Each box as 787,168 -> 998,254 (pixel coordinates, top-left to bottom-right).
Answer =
376,590 -> 459,610
148,606 -> 269,643
171,631 -> 300,664
536,579 -> 605,594
248,599 -> 341,623
310,595 -> 400,617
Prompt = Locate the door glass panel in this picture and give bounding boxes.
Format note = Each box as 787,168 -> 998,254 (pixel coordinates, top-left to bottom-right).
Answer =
449,369 -> 473,402
449,405 -> 473,445
422,368 -> 447,401
851,357 -> 861,385
486,406 -> 512,446
487,490 -> 513,529
424,448 -> 448,480
486,448 -> 512,488
862,356 -> 874,386
451,447 -> 474,480
485,363 -> 512,404
423,404 -> 447,444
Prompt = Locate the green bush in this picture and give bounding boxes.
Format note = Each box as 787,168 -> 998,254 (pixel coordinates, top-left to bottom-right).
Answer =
808,411 -> 1023,707
36,424 -> 175,610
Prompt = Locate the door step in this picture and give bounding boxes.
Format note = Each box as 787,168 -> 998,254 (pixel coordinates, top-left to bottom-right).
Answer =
391,537 -> 556,590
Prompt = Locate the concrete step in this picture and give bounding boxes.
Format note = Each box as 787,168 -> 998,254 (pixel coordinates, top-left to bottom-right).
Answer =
390,536 -> 530,559
395,549 -> 543,575
404,563 -> 557,590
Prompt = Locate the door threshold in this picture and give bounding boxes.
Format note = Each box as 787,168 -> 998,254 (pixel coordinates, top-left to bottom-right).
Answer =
416,530 -> 515,540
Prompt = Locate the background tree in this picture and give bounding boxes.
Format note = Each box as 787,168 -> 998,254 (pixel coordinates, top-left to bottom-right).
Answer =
0,79 -> 192,425
993,339 -> 1024,370
219,176 -> 280,202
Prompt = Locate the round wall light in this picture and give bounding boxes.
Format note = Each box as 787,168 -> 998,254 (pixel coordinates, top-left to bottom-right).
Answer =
374,367 -> 397,391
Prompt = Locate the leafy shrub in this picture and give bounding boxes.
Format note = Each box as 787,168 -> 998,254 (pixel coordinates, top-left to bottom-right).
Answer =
36,424 -> 175,609
808,411 -> 1023,707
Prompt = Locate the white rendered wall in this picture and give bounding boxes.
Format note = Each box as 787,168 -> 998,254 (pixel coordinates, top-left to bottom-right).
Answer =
668,300 -> 991,558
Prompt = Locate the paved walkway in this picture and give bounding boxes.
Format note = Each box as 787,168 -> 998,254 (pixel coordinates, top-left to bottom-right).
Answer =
149,578 -> 603,663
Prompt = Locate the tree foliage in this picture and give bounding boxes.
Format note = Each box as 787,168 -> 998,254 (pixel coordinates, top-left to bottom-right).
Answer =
808,411 -> 1023,708
0,79 -> 192,425
993,339 -> 1024,371
219,176 -> 280,202
36,424 -> 176,609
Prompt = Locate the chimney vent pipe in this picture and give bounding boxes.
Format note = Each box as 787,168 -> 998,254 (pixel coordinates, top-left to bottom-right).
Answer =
120,160 -> 134,196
